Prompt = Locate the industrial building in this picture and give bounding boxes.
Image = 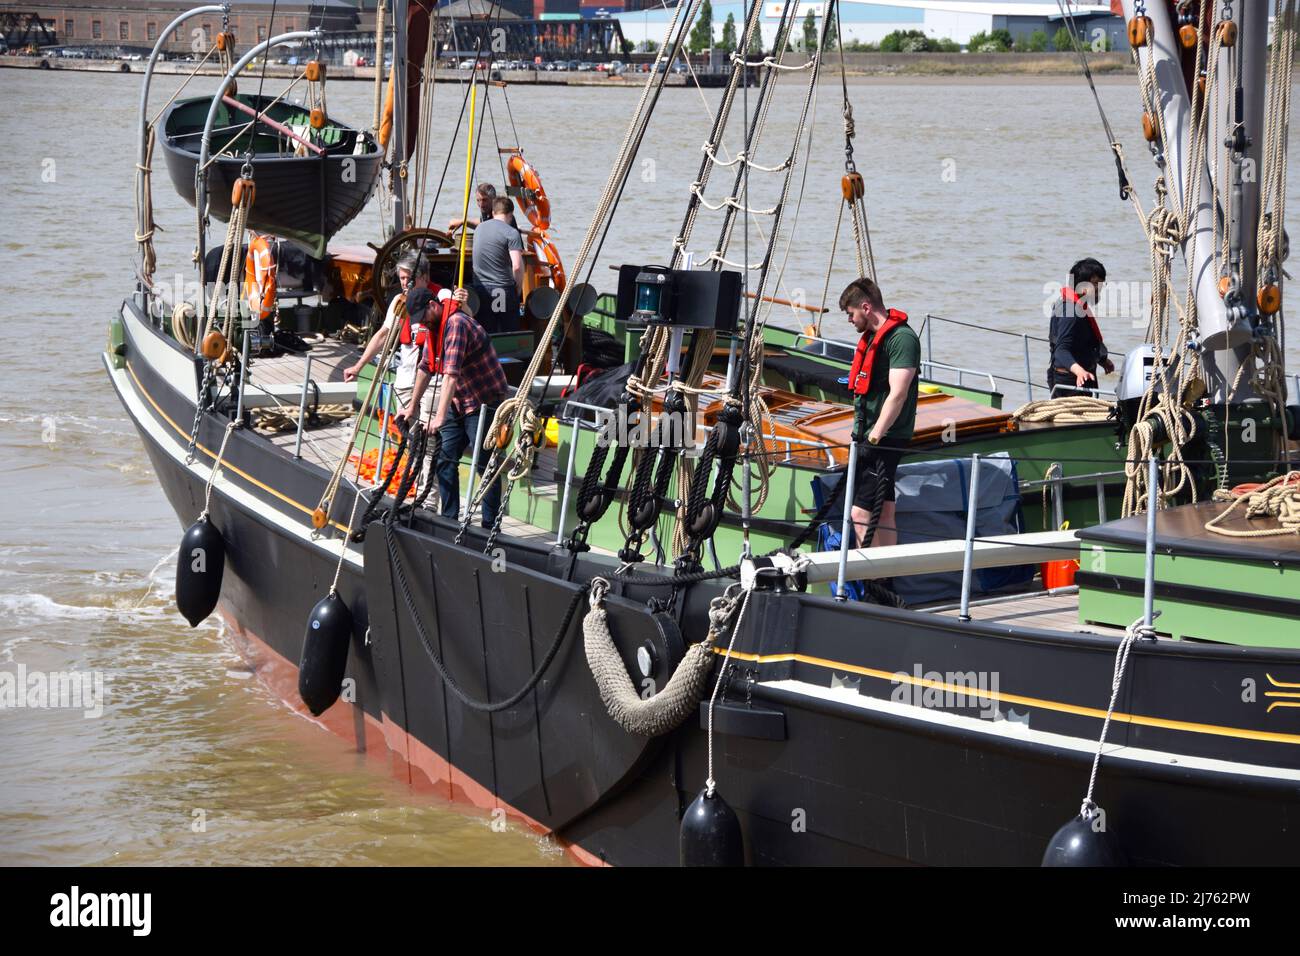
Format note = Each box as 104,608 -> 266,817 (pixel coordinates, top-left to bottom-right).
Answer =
614,1 -> 1125,51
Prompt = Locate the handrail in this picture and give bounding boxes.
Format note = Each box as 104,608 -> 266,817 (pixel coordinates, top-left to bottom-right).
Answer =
924,312 -> 1051,344
919,359 -> 998,395
136,4 -> 229,287
195,28 -> 323,325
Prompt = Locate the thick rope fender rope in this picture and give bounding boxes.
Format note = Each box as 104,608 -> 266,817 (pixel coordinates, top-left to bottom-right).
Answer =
1012,396 -> 1114,425
583,576 -> 733,737
1205,471 -> 1300,537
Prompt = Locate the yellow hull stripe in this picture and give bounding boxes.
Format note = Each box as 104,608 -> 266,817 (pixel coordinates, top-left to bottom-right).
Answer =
719,647 -> 1300,746
126,360 -> 352,535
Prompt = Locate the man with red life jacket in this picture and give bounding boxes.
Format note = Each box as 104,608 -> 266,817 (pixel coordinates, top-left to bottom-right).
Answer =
400,288 -> 509,527
343,256 -> 441,421
841,277 -> 920,550
1048,257 -> 1113,395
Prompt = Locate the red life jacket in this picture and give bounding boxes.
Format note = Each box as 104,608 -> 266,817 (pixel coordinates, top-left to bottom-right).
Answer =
848,308 -> 909,396
1061,286 -> 1104,347
422,298 -> 462,376
398,283 -> 443,348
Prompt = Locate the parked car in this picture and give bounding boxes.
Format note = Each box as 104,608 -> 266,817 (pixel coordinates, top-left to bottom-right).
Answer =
543,60 -> 558,71
608,59 -> 625,75
577,61 -> 594,71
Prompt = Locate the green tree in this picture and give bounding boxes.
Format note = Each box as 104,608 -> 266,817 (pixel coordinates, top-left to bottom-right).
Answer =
644,38 -> 660,54
1052,25 -> 1075,51
881,29 -> 931,53
748,23 -> 763,55
802,10 -> 817,52
689,0 -> 714,54
621,37 -> 634,56
1024,29 -> 1048,52
932,37 -> 960,52
721,12 -> 737,51
968,29 -> 1011,52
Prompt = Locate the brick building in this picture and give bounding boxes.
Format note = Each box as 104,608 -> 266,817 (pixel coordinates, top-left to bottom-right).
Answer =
13,0 -> 360,52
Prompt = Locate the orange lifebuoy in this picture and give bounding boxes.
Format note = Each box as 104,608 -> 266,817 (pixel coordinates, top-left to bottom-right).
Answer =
532,233 -> 565,291
506,154 -> 551,232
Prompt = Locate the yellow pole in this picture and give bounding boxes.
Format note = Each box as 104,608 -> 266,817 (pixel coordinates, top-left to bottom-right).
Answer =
456,81 -> 478,290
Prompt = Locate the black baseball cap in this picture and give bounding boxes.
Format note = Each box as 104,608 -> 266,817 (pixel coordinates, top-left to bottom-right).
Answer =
406,287 -> 435,323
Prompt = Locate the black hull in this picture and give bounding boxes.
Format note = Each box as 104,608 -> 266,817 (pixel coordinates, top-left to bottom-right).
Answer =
108,296 -> 1300,866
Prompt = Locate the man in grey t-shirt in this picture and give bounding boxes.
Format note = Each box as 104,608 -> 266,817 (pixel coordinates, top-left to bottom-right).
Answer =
471,196 -> 524,333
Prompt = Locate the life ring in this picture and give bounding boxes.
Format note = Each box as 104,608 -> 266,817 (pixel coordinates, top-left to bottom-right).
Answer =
532,233 -> 565,291
506,154 -> 551,232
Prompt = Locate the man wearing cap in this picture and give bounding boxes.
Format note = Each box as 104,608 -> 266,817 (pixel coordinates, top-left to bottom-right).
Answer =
343,257 -> 442,421
401,289 -> 509,527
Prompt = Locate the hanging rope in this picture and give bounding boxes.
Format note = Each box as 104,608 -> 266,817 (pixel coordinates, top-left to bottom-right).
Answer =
1077,615 -> 1154,824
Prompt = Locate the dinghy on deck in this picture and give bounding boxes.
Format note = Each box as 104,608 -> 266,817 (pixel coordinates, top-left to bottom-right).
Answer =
160,93 -> 383,258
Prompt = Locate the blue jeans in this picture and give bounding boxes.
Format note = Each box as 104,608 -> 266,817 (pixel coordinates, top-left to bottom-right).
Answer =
436,403 -> 501,527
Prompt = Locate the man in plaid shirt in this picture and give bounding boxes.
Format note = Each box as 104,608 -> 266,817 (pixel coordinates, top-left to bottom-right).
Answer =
401,289 -> 509,526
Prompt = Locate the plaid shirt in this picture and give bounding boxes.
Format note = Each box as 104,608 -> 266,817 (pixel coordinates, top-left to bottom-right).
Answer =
421,310 -> 508,416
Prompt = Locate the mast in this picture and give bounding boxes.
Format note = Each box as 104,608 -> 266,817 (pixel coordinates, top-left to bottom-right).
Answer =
392,0 -> 409,234
1122,0 -> 1275,403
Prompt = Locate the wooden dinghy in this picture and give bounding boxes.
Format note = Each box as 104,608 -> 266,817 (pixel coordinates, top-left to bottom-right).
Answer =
161,93 -> 383,258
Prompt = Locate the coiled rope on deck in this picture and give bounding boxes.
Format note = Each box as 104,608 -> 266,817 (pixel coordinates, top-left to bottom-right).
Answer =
1205,471 -> 1300,537
1012,396 -> 1115,425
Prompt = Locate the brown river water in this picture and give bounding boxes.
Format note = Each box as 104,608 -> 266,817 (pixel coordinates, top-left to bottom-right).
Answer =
1,66 -> 1297,866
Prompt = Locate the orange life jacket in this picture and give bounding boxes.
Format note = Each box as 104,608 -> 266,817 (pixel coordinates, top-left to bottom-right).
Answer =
848,308 -> 908,396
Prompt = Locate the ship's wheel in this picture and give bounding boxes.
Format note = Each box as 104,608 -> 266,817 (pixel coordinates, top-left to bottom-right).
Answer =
369,227 -> 457,324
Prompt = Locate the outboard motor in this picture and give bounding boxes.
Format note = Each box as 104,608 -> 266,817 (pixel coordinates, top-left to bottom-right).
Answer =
1116,343 -> 1168,433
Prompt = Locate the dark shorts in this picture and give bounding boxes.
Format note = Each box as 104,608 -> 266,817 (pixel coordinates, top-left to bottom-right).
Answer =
851,443 -> 904,510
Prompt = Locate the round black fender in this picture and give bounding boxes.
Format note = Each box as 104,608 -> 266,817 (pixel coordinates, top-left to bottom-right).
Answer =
175,517 -> 225,627
1042,813 -> 1127,867
680,787 -> 745,867
298,592 -> 354,716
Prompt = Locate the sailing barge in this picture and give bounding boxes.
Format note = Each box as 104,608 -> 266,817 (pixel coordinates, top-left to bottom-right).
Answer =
107,1 -> 1300,865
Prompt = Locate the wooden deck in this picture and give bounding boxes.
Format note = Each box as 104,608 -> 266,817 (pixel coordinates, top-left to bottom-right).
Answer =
930,587 -> 1127,636
237,340 -> 600,549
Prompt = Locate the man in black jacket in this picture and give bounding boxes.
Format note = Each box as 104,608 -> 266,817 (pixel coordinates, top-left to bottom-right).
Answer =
1048,257 -> 1114,395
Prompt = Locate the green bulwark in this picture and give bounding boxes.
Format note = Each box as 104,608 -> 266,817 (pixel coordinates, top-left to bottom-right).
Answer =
1077,502 -> 1300,650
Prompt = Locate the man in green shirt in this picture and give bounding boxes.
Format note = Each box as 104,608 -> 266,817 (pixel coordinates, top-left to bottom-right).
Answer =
841,277 -> 919,549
